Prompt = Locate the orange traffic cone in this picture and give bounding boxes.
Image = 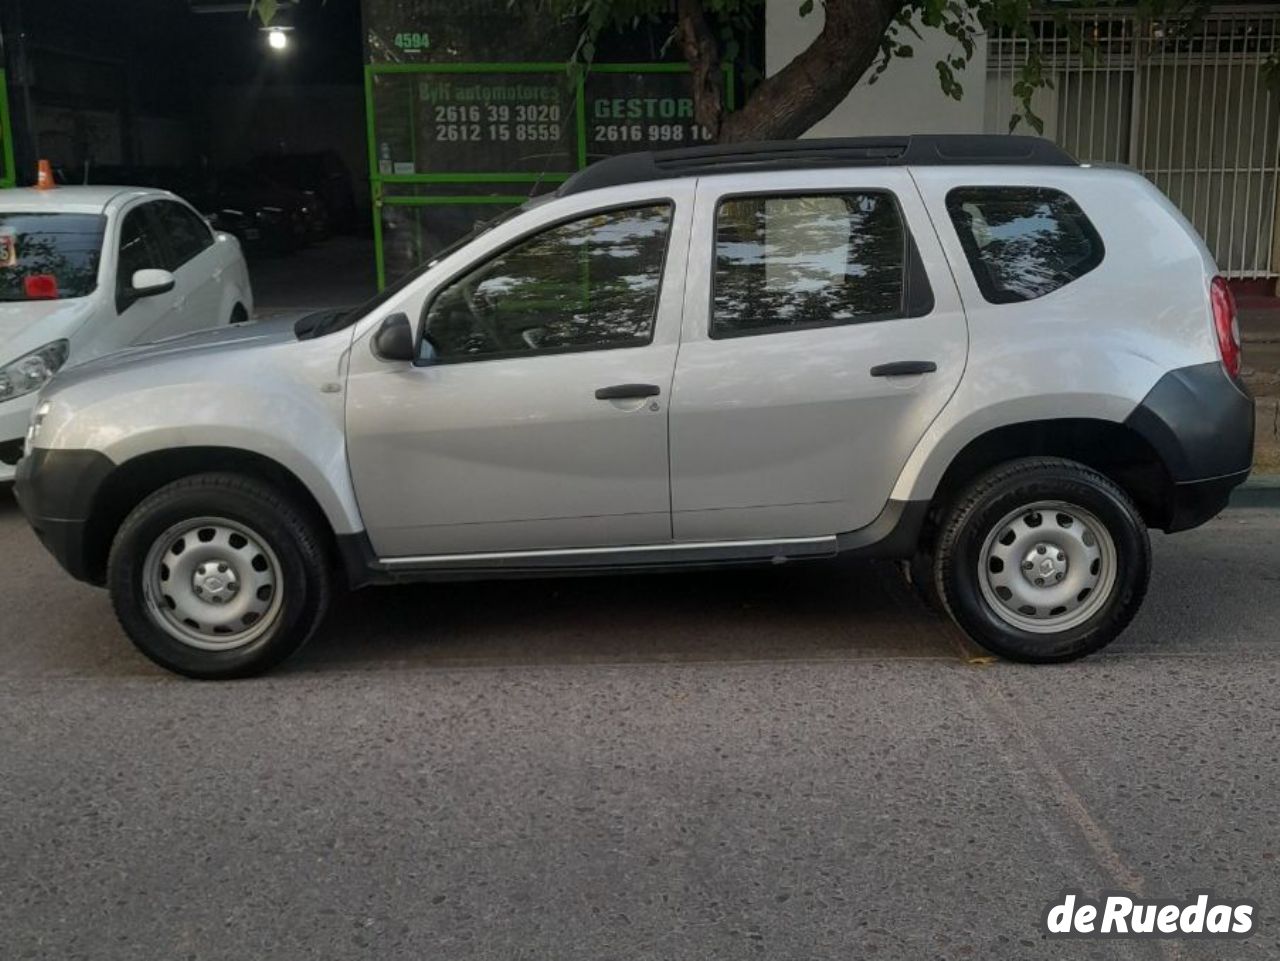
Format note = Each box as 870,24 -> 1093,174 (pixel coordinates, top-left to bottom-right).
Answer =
36,159 -> 55,190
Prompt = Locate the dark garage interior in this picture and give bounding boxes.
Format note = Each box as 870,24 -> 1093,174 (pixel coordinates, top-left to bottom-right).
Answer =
0,0 -> 377,312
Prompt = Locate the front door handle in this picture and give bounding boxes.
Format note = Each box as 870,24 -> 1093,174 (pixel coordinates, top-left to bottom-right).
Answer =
595,383 -> 661,400
870,361 -> 937,377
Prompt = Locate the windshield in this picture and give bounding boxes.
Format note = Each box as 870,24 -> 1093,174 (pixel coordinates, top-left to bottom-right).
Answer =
0,213 -> 106,302
297,198 -> 545,340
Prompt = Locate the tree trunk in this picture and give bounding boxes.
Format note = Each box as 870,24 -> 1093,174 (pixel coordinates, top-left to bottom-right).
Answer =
678,0 -> 908,143
675,0 -> 726,138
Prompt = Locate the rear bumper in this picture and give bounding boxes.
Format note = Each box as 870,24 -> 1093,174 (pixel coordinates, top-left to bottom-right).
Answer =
1164,469 -> 1252,532
1125,361 -> 1254,532
14,448 -> 115,584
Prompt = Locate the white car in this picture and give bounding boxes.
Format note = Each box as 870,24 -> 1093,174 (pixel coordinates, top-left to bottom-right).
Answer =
0,186 -> 253,480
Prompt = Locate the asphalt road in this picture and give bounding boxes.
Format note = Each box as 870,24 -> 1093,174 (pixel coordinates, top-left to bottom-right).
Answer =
2,486 -> 1280,960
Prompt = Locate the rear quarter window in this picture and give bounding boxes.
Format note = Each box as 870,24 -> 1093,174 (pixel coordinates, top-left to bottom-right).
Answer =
945,186 -> 1104,304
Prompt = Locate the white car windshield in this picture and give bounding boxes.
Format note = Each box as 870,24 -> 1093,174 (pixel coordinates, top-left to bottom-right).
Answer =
0,212 -> 107,302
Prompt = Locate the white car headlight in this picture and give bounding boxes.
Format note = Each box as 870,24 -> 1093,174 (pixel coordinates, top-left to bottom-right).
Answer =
0,340 -> 69,403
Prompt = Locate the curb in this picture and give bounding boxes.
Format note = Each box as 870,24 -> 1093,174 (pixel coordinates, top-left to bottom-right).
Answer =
1231,474 -> 1280,508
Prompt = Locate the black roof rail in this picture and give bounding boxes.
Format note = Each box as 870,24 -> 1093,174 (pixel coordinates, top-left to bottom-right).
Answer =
559,135 -> 1078,196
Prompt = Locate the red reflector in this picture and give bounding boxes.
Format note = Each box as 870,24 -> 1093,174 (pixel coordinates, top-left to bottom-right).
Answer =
1210,276 -> 1241,378
23,274 -> 59,300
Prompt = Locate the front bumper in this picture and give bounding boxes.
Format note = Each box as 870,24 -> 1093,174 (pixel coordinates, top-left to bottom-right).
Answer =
0,391 -> 38,481
14,448 -> 116,584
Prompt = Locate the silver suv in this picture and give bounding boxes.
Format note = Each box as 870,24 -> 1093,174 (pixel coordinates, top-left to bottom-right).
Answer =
15,136 -> 1254,678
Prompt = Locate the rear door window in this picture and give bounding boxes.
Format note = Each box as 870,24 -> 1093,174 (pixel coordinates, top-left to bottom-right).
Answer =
711,192 -> 920,339
945,187 -> 1104,304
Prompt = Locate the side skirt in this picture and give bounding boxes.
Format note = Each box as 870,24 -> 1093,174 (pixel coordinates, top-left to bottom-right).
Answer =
337,500 -> 930,588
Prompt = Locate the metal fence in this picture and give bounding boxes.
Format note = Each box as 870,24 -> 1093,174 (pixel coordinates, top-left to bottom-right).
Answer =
987,6 -> 1280,278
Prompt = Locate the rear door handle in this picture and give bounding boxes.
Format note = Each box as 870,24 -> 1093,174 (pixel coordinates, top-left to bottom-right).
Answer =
870,361 -> 937,377
595,383 -> 661,400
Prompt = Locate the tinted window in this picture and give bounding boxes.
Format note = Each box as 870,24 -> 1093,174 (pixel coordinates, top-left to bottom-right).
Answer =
0,213 -> 105,301
154,200 -> 214,268
946,187 -> 1104,304
422,204 -> 672,361
116,206 -> 167,308
712,193 -> 907,339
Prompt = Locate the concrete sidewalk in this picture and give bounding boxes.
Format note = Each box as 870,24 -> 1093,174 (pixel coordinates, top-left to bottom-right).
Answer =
1235,471 -> 1280,506
1241,303 -> 1280,344
1236,306 -> 1280,474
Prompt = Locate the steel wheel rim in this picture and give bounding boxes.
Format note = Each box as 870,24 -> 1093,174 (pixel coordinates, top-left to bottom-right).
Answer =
142,517 -> 284,651
977,500 -> 1118,634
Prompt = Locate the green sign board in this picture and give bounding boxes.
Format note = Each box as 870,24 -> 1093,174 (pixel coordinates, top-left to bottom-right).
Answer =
365,62 -> 732,287
361,0 -> 737,285
370,66 -> 579,178
0,70 -> 15,189
583,68 -> 718,159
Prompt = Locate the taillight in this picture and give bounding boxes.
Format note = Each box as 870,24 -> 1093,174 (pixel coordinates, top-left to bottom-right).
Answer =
1210,276 -> 1241,378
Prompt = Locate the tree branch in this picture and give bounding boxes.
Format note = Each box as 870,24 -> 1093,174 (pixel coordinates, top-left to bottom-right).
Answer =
719,0 -> 907,142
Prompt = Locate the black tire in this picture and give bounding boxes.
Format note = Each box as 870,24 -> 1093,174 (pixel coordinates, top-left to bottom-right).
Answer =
107,473 -> 331,679
230,303 -> 249,325
908,550 -> 945,614
933,457 -> 1150,663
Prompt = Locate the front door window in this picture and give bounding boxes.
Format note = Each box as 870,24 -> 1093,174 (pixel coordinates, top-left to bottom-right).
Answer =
422,203 -> 673,362
116,205 -> 167,313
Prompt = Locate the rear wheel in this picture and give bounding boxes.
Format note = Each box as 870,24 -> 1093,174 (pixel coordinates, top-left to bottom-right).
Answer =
107,473 -> 331,678
933,457 -> 1150,662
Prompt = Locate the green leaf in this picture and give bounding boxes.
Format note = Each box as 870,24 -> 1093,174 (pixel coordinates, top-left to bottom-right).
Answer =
250,0 -> 279,25
799,0 -> 814,16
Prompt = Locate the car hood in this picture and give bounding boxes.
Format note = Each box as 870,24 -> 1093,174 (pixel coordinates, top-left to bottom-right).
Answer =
0,298 -> 96,361
50,315 -> 304,387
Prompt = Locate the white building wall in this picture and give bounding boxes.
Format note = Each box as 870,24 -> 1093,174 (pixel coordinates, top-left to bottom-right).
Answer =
764,5 -> 989,137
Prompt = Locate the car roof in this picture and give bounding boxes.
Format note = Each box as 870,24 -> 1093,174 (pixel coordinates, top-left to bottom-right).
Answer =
558,135 -> 1079,197
0,185 -> 167,214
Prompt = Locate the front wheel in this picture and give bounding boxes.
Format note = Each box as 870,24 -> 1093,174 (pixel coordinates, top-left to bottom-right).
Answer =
933,458 -> 1151,663
107,473 -> 332,678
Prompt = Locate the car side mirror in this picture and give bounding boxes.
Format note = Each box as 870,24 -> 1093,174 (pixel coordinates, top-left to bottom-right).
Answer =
131,268 -> 176,299
371,312 -> 416,363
